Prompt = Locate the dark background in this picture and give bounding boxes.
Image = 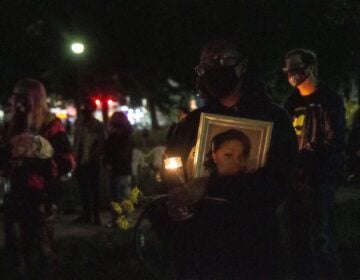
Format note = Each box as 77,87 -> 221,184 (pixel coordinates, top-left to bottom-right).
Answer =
0,0 -> 359,109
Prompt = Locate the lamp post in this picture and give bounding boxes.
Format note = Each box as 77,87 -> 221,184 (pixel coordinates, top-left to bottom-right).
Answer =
70,42 -> 85,111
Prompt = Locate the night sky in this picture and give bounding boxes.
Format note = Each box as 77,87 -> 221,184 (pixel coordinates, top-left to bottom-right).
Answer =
0,0 -> 359,104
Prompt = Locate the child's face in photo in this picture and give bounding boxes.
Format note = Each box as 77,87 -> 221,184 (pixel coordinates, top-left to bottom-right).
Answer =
212,139 -> 247,175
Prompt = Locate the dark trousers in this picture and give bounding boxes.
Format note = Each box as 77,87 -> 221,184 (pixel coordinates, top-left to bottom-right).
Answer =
170,201 -> 280,280
75,162 -> 101,223
285,179 -> 338,279
3,192 -> 57,279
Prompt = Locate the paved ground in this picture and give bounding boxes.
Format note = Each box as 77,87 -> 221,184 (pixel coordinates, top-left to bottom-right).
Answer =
0,186 -> 359,247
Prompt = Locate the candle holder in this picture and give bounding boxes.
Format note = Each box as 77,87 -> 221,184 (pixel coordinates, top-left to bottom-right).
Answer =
163,156 -> 193,221
164,157 -> 185,184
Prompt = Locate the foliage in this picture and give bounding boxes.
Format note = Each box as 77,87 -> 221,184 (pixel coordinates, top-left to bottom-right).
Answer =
0,0 -> 359,108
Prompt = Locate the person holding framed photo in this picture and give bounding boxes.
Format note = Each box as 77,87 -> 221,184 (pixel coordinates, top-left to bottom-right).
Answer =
165,40 -> 298,279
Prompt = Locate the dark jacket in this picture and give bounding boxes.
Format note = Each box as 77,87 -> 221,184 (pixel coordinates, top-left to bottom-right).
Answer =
166,83 -> 298,278
284,83 -> 346,179
73,116 -> 105,166
7,114 -> 75,196
103,129 -> 133,175
167,85 -> 298,208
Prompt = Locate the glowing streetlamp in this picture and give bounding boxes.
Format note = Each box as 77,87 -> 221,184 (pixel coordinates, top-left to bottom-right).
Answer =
70,42 -> 85,108
71,42 -> 85,54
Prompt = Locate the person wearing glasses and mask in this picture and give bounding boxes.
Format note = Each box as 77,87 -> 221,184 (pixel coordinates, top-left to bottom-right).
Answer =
165,40 -> 298,279
283,49 -> 345,279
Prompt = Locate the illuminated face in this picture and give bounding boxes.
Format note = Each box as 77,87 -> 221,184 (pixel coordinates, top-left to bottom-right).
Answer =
284,54 -> 312,87
212,139 -> 247,176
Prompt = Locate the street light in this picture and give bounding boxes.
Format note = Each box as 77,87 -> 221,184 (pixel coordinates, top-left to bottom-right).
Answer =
70,42 -> 85,112
71,42 -> 85,54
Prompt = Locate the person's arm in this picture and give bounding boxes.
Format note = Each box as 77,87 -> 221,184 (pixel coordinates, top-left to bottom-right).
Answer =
45,119 -> 76,177
322,94 -> 346,171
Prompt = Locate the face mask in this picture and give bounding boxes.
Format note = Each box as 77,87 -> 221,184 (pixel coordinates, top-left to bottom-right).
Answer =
286,66 -> 310,87
197,65 -> 240,99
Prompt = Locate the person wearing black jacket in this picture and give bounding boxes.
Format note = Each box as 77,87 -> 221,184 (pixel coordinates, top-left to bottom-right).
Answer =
283,48 -> 346,279
165,40 -> 298,279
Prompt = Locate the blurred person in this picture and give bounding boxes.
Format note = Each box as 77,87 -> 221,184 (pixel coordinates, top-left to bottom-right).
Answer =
145,142 -> 166,182
131,148 -> 147,186
166,106 -> 189,143
346,108 -> 360,183
73,97 -> 105,225
165,40 -> 298,279
283,48 -> 346,279
1,78 -> 75,278
103,111 -> 133,228
141,127 -> 150,148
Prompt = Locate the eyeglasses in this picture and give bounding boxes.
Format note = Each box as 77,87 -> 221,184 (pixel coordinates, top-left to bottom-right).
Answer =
282,64 -> 308,75
195,56 -> 242,76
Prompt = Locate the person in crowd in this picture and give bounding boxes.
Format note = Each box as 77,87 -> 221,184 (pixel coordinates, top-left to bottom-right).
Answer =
131,148 -> 147,186
103,111 -> 133,228
346,108 -> 360,183
165,40 -> 298,279
145,141 -> 167,182
1,78 -> 75,278
283,48 -> 346,279
73,97 -> 105,225
166,106 -> 189,143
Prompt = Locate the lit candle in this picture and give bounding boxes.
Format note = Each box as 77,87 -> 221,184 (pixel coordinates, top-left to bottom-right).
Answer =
164,156 -> 185,184
164,157 -> 182,170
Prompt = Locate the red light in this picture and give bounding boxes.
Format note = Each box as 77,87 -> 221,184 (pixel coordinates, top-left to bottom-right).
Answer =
95,99 -> 101,106
107,99 -> 114,106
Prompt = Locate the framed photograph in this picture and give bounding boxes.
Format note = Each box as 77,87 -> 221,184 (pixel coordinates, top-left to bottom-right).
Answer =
190,113 -> 273,178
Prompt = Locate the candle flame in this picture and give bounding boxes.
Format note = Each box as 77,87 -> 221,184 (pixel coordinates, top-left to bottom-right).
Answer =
164,157 -> 183,169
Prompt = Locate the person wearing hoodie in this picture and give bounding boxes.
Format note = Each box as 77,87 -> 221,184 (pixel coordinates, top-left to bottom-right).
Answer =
165,40 -> 298,279
103,111 -> 134,227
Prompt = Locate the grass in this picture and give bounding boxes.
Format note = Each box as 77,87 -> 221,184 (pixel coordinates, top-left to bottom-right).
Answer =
1,197 -> 360,279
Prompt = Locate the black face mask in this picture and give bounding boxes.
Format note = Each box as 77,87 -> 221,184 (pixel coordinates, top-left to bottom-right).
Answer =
197,65 -> 240,100
285,65 -> 310,87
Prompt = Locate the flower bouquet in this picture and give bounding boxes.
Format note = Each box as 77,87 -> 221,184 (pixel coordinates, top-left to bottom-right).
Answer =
111,186 -> 143,230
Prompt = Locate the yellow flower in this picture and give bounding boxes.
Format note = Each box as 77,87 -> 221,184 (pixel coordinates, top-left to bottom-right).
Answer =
121,199 -> 135,213
129,186 -> 143,204
116,215 -> 129,230
111,202 -> 123,215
